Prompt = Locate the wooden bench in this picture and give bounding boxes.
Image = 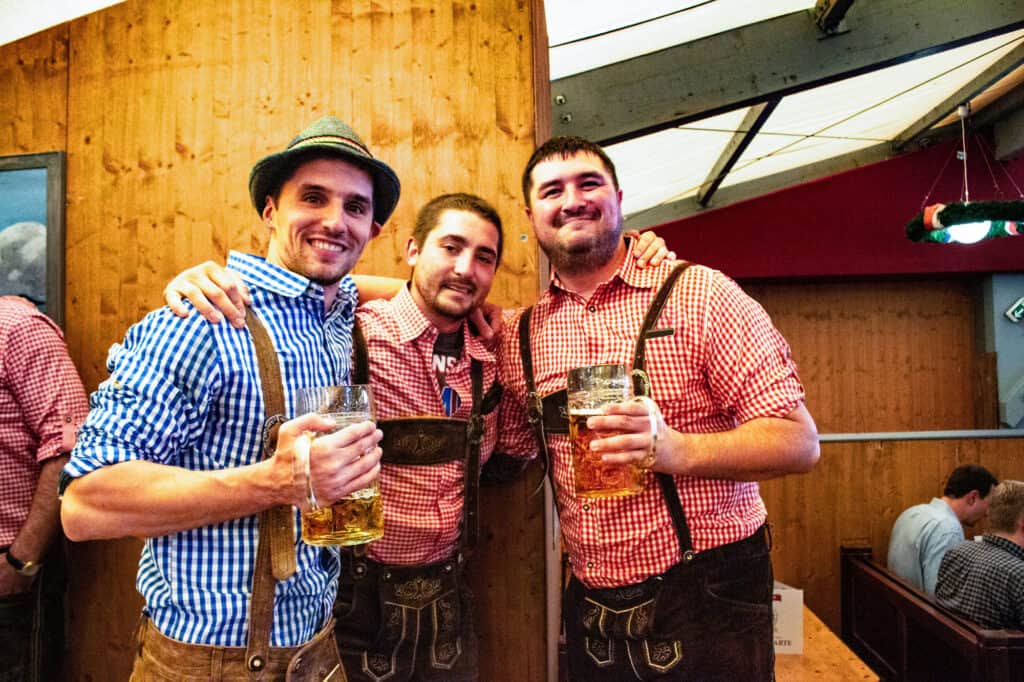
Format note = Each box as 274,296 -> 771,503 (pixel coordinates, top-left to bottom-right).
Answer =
841,546 -> 1024,681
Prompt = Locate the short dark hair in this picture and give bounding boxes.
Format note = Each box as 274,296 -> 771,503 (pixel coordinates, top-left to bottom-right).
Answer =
986,480 -> 1024,533
411,193 -> 504,265
521,136 -> 619,206
944,464 -> 999,499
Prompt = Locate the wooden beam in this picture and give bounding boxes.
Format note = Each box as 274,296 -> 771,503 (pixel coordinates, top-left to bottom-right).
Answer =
551,0 -> 1024,144
995,105 -> 1024,160
894,42 -> 1024,150
696,100 -> 777,207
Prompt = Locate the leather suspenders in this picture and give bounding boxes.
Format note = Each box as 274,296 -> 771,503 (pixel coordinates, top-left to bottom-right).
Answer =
519,262 -> 697,561
244,308 -> 297,675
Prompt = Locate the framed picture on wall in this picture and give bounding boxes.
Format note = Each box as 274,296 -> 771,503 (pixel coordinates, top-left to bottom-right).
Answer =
0,152 -> 66,326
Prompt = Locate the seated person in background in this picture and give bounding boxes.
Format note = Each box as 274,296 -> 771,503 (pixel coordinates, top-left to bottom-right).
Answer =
887,464 -> 998,594
936,480 -> 1024,630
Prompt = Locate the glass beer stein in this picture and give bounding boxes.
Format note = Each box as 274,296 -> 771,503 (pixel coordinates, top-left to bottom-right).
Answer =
567,363 -> 647,499
296,384 -> 384,546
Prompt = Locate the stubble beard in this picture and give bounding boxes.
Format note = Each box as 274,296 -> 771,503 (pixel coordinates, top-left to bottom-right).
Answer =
542,219 -> 622,277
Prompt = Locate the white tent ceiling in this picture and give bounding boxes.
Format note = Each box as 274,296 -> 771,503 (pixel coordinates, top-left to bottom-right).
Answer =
544,1 -> 1024,227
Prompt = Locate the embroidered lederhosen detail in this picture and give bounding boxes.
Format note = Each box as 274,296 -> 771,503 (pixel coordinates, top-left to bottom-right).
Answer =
337,321 -> 491,679
520,263 -> 692,677
339,554 -> 470,682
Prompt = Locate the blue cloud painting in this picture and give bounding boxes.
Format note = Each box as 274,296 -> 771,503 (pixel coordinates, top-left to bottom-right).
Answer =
0,168 -> 48,305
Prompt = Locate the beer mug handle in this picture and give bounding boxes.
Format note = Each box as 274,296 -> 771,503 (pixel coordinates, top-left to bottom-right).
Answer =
631,395 -> 661,468
296,434 -> 319,510
631,368 -> 652,398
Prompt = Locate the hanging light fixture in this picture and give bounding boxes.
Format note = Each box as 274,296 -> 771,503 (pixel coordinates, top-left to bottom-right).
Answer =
906,200 -> 1024,244
906,104 -> 1024,245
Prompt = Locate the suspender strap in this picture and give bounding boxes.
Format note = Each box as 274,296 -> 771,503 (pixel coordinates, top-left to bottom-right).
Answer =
351,319 -> 369,385
632,263 -> 695,559
244,309 -> 298,676
462,359 -> 485,552
518,307 -> 555,494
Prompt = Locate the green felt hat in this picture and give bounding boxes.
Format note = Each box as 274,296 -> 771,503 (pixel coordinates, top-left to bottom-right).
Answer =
248,116 -> 401,224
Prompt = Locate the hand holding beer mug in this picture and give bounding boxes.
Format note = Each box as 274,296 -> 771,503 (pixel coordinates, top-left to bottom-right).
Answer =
296,385 -> 384,546
567,364 -> 660,498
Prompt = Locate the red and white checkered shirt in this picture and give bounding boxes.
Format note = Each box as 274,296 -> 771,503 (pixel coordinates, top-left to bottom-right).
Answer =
357,286 -> 505,565
0,297 -> 89,545
497,255 -> 805,588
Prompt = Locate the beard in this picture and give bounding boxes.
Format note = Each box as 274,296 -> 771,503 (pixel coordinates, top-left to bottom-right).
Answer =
540,219 -> 622,277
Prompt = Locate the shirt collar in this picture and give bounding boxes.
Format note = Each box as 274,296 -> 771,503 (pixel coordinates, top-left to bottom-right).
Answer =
930,497 -> 960,522
227,251 -> 358,316
983,534 -> 1024,562
389,284 -> 494,362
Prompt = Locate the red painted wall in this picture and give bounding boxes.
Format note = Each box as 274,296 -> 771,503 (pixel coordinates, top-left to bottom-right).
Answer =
655,138 -> 1024,280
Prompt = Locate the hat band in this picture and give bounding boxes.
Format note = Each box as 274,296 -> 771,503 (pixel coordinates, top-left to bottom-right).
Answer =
289,135 -> 373,158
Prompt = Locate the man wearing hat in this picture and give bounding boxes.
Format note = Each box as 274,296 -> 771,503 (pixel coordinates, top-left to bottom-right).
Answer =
60,116 -> 396,680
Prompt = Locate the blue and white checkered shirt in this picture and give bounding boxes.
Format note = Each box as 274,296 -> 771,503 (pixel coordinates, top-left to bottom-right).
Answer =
64,251 -> 358,646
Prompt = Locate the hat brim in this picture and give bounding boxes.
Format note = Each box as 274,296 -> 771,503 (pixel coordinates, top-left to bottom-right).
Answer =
249,146 -> 400,225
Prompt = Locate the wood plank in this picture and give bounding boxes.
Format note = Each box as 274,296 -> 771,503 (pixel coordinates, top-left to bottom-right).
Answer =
775,606 -> 878,681
744,278 -> 979,434
0,0 -> 543,678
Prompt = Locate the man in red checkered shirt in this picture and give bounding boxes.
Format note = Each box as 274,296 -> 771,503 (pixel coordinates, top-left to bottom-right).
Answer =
0,296 -> 88,679
496,137 -> 820,680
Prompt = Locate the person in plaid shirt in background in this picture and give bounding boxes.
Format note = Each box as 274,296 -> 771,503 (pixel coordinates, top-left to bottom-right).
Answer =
0,296 -> 88,680
936,480 -> 1024,630
496,136 -> 821,681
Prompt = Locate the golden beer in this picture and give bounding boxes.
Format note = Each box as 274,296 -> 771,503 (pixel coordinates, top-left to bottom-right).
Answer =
301,485 -> 383,546
299,407 -> 384,546
569,408 -> 645,498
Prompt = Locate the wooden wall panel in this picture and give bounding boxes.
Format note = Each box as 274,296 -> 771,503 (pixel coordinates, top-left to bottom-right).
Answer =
744,278 -> 980,433
0,25 -> 68,155
2,0 -> 546,679
762,438 -> 1024,634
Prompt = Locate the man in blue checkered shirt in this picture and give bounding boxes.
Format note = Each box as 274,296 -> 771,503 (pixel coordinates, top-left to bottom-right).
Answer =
59,116 -> 397,679
935,480 -> 1024,630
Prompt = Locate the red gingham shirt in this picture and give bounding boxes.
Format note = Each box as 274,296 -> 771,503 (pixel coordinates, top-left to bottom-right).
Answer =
357,285 -> 504,565
0,297 -> 89,545
497,254 -> 805,588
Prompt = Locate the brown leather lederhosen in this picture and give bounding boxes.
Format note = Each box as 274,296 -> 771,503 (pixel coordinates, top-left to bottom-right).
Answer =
331,321 -> 499,681
130,309 -> 345,682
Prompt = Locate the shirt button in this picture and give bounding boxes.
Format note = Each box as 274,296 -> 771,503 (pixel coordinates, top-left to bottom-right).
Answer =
587,305 -> 597,313
586,561 -> 595,569
582,503 -> 590,511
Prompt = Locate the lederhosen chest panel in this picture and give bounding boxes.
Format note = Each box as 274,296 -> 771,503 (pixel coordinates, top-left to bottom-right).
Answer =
379,417 -> 474,465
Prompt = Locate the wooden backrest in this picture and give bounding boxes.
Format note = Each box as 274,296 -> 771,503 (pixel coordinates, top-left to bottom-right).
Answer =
840,546 -> 1024,681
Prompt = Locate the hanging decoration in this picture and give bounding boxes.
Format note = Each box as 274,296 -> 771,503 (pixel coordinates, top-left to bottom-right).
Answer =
906,103 -> 1024,245
906,200 -> 1024,244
